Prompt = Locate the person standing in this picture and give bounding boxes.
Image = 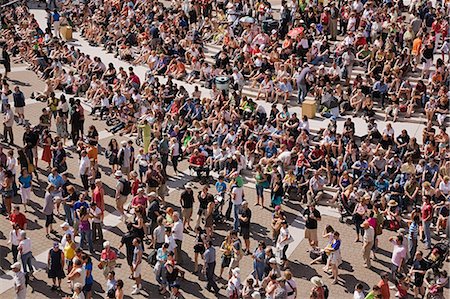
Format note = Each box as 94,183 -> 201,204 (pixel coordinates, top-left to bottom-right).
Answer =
180,183 -> 194,230
231,179 -> 244,232
239,201 -> 252,254
421,195 -> 433,249
302,203 -> 321,249
158,134 -> 170,173
361,221 -> 374,268
408,215 -> 420,263
11,262 -> 26,299
118,141 -> 131,176
131,238 -> 143,295
8,224 -> 21,263
172,212 -> 184,265
43,184 -> 57,238
47,242 -> 65,291
114,170 -> 129,222
389,235 -> 407,281
3,103 -> 14,144
12,86 -> 26,126
79,150 -> 90,191
204,240 -> 220,295
52,10 -> 61,39
0,45 -> 11,79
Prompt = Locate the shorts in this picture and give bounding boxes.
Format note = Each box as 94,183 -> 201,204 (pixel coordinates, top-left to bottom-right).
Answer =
121,166 -> 130,175
240,226 -> 250,240
182,207 -> 193,220
116,196 -> 127,209
221,255 -> 231,268
45,214 -> 54,227
133,263 -> 142,277
83,283 -> 92,292
15,107 -> 24,115
194,243 -> 205,254
304,228 -> 318,243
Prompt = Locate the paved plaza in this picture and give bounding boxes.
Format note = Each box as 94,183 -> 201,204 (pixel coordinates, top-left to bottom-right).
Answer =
0,2 -> 449,299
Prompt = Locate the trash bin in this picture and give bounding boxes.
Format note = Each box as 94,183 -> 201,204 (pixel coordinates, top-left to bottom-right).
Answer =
301,99 -> 317,119
60,26 -> 72,41
215,76 -> 230,92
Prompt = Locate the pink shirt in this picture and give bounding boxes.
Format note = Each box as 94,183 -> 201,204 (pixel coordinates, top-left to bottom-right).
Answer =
391,241 -> 407,266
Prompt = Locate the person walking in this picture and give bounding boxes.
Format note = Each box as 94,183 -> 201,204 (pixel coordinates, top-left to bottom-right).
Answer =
11,262 -> 26,299
361,220 -> 374,268
18,231 -> 33,278
204,240 -> 220,295
0,45 -> 11,79
231,178 -> 244,231
3,103 -> 14,144
131,238 -> 143,295
239,201 -> 252,254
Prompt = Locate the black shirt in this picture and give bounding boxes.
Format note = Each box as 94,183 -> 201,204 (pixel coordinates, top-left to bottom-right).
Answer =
198,192 -> 214,210
303,208 -> 321,229
147,200 -> 160,222
180,190 -> 194,209
240,208 -> 252,229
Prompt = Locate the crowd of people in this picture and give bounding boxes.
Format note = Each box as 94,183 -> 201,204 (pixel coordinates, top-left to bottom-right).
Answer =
0,0 -> 449,298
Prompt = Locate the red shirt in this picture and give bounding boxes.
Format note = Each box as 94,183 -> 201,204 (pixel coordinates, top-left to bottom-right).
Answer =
378,279 -> 390,299
101,249 -> 117,261
421,202 -> 432,221
131,195 -> 148,208
10,212 -> 27,229
189,154 -> 206,166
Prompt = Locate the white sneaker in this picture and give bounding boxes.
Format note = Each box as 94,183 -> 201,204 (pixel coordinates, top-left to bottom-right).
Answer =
131,287 -> 141,295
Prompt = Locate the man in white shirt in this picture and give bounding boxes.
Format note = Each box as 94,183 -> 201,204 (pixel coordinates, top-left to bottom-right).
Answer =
361,221 -> 374,268
90,202 -> 103,242
172,212 -> 184,264
11,262 -> 26,299
231,178 -> 244,231
18,231 -> 33,276
79,150 -> 91,191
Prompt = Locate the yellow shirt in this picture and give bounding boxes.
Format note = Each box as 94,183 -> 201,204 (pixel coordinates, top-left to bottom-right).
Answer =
64,241 -> 75,260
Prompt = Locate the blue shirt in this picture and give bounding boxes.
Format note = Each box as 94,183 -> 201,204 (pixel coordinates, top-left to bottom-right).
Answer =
265,145 -> 278,158
52,12 -> 60,22
85,262 -> 93,285
19,175 -> 32,188
375,179 -> 389,193
215,181 -> 227,194
331,239 -> 341,251
48,173 -> 64,188
73,201 -> 89,219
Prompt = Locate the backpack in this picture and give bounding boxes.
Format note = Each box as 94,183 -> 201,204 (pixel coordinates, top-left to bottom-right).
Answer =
118,149 -> 125,165
323,285 -> 329,299
119,179 -> 131,196
107,287 -> 116,298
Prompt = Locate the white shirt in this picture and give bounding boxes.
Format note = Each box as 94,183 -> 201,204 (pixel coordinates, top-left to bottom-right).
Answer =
172,220 -> 184,241
79,156 -> 90,176
231,186 -> 244,205
9,229 -> 22,246
90,207 -> 102,223
19,238 -> 32,254
165,234 -> 177,252
7,157 -> 16,175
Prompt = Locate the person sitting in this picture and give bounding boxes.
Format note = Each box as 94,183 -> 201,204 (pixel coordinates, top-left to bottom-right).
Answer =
189,149 -> 210,181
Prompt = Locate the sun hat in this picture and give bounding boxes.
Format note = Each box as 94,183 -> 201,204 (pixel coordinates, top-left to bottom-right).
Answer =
310,276 -> 324,287
114,170 -> 123,177
388,200 -> 398,207
269,258 -> 277,264
10,262 -> 21,270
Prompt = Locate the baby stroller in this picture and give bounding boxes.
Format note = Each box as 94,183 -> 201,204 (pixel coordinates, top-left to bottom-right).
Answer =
424,241 -> 449,270
212,194 -> 226,224
338,192 -> 355,224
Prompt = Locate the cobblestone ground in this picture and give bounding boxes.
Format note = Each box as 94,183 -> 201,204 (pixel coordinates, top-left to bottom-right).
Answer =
0,66 -> 448,299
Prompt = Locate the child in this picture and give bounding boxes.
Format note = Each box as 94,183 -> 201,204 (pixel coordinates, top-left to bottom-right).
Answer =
353,283 -> 364,299
215,175 -> 227,213
394,273 -> 409,299
282,169 -> 296,200
106,271 -> 117,298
